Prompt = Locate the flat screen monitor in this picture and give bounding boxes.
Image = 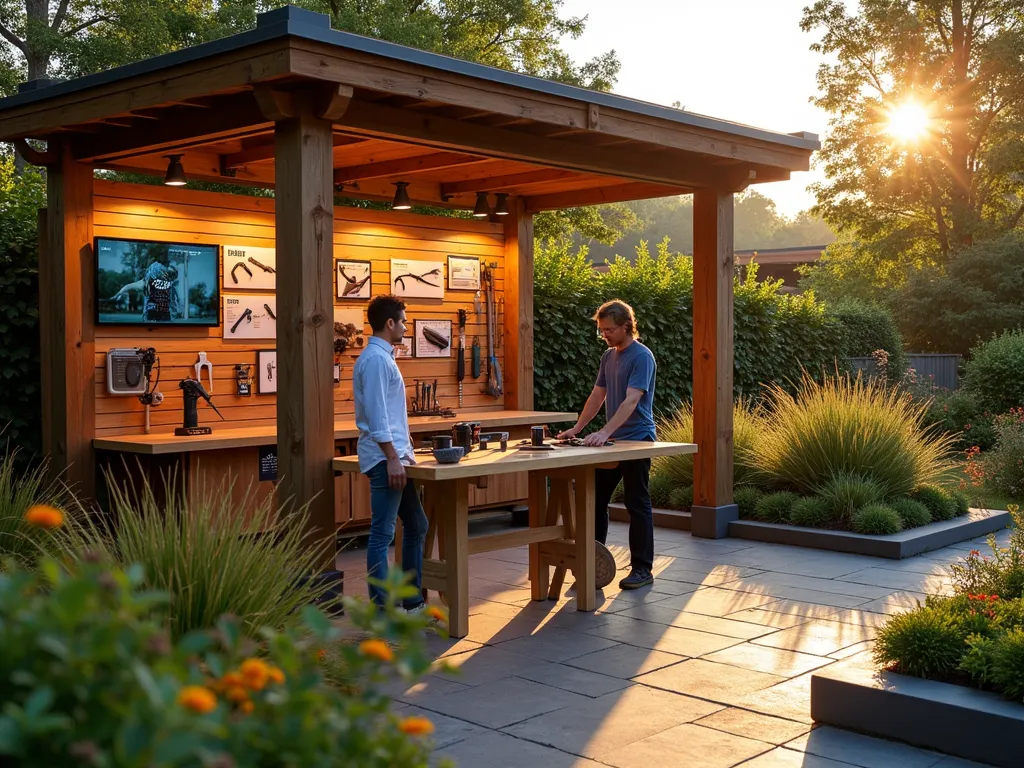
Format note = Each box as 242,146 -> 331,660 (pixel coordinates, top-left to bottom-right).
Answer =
95,237 -> 220,326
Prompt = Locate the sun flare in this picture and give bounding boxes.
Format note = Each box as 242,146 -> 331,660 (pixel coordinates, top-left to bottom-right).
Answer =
885,101 -> 932,143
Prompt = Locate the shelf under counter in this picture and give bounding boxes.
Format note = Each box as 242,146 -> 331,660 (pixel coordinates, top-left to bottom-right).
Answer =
92,410 -> 578,455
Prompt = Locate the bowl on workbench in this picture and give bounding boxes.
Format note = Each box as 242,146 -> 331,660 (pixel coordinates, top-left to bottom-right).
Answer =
431,446 -> 465,464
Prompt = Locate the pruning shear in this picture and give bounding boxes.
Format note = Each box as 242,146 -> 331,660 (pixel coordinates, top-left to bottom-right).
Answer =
393,268 -> 441,291
195,351 -> 214,394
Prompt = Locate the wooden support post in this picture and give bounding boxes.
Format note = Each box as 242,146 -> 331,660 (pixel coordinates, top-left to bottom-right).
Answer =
690,189 -> 737,538
441,478 -> 470,638
502,197 -> 534,410
573,468 -> 596,610
528,471 -> 548,601
273,93 -> 336,569
41,141 -> 95,501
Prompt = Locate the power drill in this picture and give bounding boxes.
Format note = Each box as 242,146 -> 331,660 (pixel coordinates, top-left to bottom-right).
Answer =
175,378 -> 225,436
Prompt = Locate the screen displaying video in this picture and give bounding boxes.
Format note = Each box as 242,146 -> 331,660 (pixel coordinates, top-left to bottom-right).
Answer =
95,238 -> 220,326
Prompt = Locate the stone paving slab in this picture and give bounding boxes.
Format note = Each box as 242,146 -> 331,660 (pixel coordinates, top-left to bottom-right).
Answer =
597,722 -> 773,768
653,586 -> 783,616
514,660 -> 633,698
703,643 -> 834,677
416,675 -> 589,729
721,570 -> 895,600
836,566 -> 954,594
433,730 -> 605,767
397,704 -> 488,749
739,747 -> 859,767
694,708 -> 811,745
583,614 -> 744,656
612,603 -> 781,639
635,658 -> 786,704
564,642 -> 687,679
730,671 -> 820,724
491,626 -> 621,663
786,725 -> 945,768
751,619 -> 877,656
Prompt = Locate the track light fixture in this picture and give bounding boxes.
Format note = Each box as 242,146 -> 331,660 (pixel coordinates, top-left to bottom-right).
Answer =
472,191 -> 491,218
392,181 -> 412,210
494,193 -> 510,216
163,154 -> 187,186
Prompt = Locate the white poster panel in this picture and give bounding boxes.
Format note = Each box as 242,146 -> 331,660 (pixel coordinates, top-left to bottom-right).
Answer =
415,319 -> 452,358
336,259 -> 372,300
391,259 -> 444,300
223,295 -> 276,339
447,255 -> 480,291
223,244 -> 276,291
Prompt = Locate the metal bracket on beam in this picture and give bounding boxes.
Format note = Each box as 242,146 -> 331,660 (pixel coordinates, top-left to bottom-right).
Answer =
13,138 -> 56,167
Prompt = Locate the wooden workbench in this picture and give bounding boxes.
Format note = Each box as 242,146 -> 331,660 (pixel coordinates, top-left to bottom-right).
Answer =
334,439 -> 697,637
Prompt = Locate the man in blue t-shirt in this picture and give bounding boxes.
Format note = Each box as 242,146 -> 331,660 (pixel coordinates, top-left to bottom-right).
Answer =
558,299 -> 657,589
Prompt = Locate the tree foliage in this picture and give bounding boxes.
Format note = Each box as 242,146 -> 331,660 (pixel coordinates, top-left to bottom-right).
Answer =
802,0 -> 1024,258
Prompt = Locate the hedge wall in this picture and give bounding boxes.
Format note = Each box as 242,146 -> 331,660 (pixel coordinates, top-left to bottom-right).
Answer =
534,239 -> 847,417
829,299 -> 906,381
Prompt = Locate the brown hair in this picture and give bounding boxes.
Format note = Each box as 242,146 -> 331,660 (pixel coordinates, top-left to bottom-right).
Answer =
593,299 -> 639,339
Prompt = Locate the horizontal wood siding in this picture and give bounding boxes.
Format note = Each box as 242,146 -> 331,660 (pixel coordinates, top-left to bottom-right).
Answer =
93,180 -> 507,437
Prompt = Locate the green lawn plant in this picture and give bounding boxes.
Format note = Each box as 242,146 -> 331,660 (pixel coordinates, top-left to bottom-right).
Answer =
69,468 -> 334,639
753,491 -> 798,524
890,498 -> 933,529
910,485 -> 957,522
667,485 -> 693,511
789,496 -> 834,528
734,486 -> 764,519
647,473 -> 673,509
851,503 -> 903,535
0,552 -> 443,767
748,373 -> 955,498
816,471 -> 885,525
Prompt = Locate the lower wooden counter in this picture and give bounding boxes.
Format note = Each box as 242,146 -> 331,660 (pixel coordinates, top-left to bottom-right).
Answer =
93,410 -> 577,530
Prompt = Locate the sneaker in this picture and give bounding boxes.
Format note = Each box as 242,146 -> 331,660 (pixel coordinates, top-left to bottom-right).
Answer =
405,602 -> 443,624
618,568 -> 654,590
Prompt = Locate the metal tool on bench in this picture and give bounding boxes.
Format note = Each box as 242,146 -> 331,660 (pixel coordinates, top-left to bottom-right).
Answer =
483,264 -> 502,397
408,378 -> 456,418
174,378 -> 225,436
195,351 -> 213,395
457,309 -> 467,406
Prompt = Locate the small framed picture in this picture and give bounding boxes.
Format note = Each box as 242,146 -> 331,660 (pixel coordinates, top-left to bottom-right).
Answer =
394,336 -> 414,359
415,319 -> 452,358
391,258 -> 444,300
336,259 -> 372,300
257,350 -> 277,394
447,255 -> 480,291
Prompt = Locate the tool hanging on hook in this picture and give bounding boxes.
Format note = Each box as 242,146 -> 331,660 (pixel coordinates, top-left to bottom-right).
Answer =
457,309 -> 467,406
194,351 -> 214,395
483,264 -> 503,398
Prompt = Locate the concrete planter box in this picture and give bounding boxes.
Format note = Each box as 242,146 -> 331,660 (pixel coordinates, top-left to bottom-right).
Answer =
812,662 -> 1024,767
727,508 -> 1009,559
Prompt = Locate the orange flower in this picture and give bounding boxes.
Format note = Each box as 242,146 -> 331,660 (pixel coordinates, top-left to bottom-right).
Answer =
316,648 -> 327,661
24,504 -> 63,530
240,658 -> 269,691
226,685 -> 250,704
239,700 -> 255,715
177,686 -> 217,714
218,671 -> 244,690
266,665 -> 285,685
427,606 -> 448,624
398,716 -> 434,736
359,639 -> 394,663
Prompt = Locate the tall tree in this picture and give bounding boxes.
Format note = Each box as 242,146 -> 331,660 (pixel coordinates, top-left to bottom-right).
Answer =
802,0 -> 1024,257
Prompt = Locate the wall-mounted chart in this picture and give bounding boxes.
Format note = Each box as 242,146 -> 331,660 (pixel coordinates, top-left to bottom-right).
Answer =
336,259 -> 372,300
223,244 -> 276,291
223,295 -> 276,340
447,255 -> 480,291
415,319 -> 451,358
391,259 -> 444,300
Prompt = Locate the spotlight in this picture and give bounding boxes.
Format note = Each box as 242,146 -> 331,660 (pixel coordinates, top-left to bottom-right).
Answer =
392,181 -> 412,210
494,193 -> 510,216
472,191 -> 490,218
163,154 -> 187,186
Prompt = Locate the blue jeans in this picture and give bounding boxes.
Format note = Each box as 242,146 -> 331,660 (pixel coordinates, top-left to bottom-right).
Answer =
365,460 -> 428,609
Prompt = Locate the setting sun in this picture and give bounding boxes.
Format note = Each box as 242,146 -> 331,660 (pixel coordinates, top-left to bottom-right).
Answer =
885,101 -> 932,143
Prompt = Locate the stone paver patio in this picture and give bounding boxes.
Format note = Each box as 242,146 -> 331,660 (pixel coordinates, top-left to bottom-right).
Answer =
337,520 -> 1008,767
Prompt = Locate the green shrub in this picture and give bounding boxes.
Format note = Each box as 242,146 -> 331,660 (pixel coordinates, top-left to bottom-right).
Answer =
0,449 -> 72,567
960,633 -> 999,686
983,409 -> 1024,500
831,298 -> 906,382
890,498 -> 933,529
991,628 -> 1024,701
70,471 -> 333,639
910,485 -> 957,522
668,485 -> 693,510
852,503 -> 903,535
749,373 -> 955,498
734,486 -> 764,519
789,496 -> 835,528
817,471 -> 885,524
0,556 -> 440,767
648,474 -> 674,508
950,489 -> 971,516
950,505 -> 1024,599
753,491 -> 798,524
963,329 -> 1024,414
922,389 -> 997,452
873,606 -> 965,678
653,398 -> 763,487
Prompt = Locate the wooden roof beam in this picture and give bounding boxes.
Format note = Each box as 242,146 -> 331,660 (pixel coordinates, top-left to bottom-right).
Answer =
441,168 -> 577,196
221,132 -> 366,169
525,181 -> 690,212
332,151 -> 489,184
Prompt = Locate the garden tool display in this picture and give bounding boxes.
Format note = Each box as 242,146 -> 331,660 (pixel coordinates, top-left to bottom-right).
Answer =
194,351 -> 213,395
263,303 -> 276,321
338,264 -> 370,297
247,256 -> 275,274
421,325 -> 449,351
483,265 -> 503,398
457,309 -> 467,406
230,262 -> 253,284
230,307 -> 253,334
174,378 -> 224,436
471,338 -> 481,378
408,378 -> 455,418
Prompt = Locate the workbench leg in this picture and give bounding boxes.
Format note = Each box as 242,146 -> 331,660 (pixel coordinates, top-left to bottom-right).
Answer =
441,478 -> 470,638
574,469 -> 596,611
548,478 -> 576,600
528,472 -> 549,601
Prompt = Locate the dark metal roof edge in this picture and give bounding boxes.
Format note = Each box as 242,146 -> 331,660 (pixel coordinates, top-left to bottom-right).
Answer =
0,8 -> 820,153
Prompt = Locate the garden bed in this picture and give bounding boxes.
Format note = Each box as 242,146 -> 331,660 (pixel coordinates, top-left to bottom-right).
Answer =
811,661 -> 1024,767
727,508 -> 1010,559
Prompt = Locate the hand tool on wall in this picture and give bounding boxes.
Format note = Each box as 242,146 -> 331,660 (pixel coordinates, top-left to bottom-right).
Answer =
263,303 -> 276,321
483,265 -> 503,397
422,325 -> 449,350
393,268 -> 441,291
433,378 -> 438,410
230,307 -> 252,334
471,338 -> 481,378
457,309 -> 467,406
248,256 -> 275,274
231,262 -> 253,284
175,378 -> 225,436
194,351 -> 214,395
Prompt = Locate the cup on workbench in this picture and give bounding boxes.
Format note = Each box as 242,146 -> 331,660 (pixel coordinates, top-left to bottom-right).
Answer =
431,434 -> 453,451
531,425 -> 549,446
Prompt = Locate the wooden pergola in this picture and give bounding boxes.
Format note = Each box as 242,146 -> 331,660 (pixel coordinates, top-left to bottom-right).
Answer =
0,4 -> 817,545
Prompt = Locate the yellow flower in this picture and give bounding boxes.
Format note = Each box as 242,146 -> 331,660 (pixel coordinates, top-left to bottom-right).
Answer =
225,685 -> 250,704
398,716 -> 434,736
239,658 -> 269,691
266,665 -> 285,685
24,504 -> 63,530
177,686 -> 217,714
359,639 -> 394,663
239,700 -> 255,715
427,606 -> 448,624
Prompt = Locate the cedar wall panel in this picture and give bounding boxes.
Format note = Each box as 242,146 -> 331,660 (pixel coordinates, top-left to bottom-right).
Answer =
93,180 -> 507,437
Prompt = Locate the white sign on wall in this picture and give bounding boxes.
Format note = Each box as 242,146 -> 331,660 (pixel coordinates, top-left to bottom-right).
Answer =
223,244 -> 277,291
223,295 -> 276,340
391,259 -> 444,300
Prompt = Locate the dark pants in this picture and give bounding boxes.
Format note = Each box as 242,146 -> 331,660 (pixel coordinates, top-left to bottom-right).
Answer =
595,457 -> 654,572
365,460 -> 428,609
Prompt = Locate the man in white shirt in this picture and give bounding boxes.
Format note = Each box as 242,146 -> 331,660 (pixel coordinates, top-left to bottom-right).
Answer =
353,295 -> 427,612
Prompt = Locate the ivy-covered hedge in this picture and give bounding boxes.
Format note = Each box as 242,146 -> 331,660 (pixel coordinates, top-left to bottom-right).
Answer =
534,239 -> 848,417
0,158 -> 45,461
829,299 -> 907,381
